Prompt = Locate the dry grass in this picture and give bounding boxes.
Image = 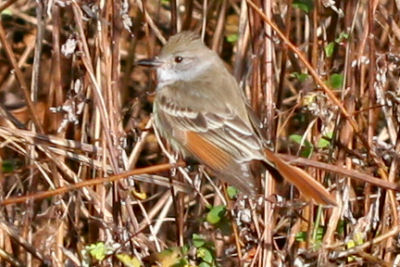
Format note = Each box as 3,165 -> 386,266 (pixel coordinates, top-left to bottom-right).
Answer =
0,0 -> 399,266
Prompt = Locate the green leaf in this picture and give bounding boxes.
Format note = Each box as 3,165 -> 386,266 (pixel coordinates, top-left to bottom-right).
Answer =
289,134 -> 313,157
318,138 -> 330,149
303,93 -> 316,106
346,239 -> 356,248
289,134 -> 303,145
226,34 -> 238,43
2,160 -> 15,172
329,73 -> 344,89
292,0 -> 314,13
116,254 -> 142,267
171,258 -> 189,267
325,42 -> 335,57
192,234 -> 206,248
346,240 -> 357,262
301,145 -> 313,158
86,242 -> 108,261
291,72 -> 309,82
197,247 -> 213,263
337,220 -> 345,235
295,231 -> 307,241
335,32 -> 349,43
315,227 -> 324,242
181,244 -> 189,255
199,262 -> 212,267
1,9 -> 12,16
227,186 -> 239,199
156,247 -> 184,267
353,232 -> 364,245
206,205 -> 226,225
318,132 -> 333,148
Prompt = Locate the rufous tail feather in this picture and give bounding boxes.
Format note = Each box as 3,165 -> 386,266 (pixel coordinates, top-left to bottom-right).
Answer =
264,149 -> 337,206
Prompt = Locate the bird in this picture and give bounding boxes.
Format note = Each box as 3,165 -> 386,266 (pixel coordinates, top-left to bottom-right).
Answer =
137,31 -> 336,206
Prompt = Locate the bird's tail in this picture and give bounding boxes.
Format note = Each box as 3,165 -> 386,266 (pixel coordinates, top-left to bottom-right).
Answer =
263,149 -> 337,206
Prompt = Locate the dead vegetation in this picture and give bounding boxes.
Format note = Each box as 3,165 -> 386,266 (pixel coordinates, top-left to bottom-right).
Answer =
0,0 -> 399,266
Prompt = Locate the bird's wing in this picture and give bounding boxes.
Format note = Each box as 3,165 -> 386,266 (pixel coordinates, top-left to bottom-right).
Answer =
154,91 -> 264,195
156,93 -> 265,162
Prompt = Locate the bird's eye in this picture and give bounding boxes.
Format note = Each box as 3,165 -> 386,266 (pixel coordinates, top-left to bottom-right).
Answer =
174,56 -> 183,63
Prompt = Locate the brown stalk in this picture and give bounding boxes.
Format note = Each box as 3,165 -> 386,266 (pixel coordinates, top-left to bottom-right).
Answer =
280,154 -> 400,192
329,225 -> 400,259
0,21 -> 44,133
262,0 -> 274,265
182,0 -> 193,31
50,4 -> 64,133
0,221 -> 46,263
233,0 -> 250,79
275,0 -> 292,114
211,0 -> 227,52
1,162 -> 185,206
170,0 -> 178,34
71,2 -> 120,173
0,0 -> 17,13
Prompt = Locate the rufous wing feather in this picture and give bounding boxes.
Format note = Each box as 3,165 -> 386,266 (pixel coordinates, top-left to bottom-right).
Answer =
264,149 -> 337,206
184,131 -> 257,195
184,131 -> 231,172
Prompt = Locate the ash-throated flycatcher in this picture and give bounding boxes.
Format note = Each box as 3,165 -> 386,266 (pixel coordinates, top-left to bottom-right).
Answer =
138,32 -> 336,206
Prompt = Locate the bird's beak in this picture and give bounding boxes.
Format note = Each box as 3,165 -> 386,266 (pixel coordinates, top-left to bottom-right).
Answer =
136,58 -> 163,68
